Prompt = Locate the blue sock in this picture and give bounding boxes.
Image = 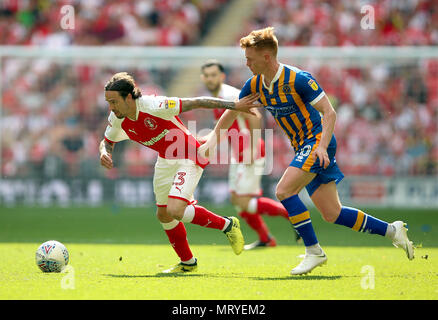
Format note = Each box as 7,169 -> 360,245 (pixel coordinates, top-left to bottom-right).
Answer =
281,194 -> 318,246
334,207 -> 388,236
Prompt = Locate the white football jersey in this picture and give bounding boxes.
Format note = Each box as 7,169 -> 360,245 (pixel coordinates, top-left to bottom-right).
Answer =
104,95 -> 209,168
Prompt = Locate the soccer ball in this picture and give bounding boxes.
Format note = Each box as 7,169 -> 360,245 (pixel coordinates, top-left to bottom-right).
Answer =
35,240 -> 69,273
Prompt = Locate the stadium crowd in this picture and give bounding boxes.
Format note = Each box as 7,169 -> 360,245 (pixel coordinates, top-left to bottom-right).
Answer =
0,0 -> 229,46
1,0 -> 437,180
213,59 -> 438,178
239,0 -> 438,46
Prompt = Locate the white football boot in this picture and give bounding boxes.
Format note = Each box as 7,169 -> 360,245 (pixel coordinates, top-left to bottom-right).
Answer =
391,221 -> 414,260
290,251 -> 328,275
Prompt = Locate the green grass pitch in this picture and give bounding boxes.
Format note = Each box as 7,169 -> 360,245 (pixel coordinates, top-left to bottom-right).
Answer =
0,205 -> 437,300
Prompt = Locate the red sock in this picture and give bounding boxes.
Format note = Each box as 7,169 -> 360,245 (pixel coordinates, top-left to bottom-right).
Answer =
257,197 -> 289,219
164,222 -> 193,262
240,211 -> 270,242
191,205 -> 227,230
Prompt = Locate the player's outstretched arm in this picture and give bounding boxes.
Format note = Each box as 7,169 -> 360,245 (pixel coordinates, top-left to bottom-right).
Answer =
99,139 -> 115,169
241,107 -> 263,164
197,109 -> 239,158
180,93 -> 260,114
205,107 -> 261,147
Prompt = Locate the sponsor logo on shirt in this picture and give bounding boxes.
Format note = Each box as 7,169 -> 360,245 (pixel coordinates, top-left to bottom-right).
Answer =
167,100 -> 176,109
140,129 -> 169,146
160,99 -> 177,109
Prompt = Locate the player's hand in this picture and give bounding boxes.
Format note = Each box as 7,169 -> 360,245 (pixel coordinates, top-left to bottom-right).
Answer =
197,132 -> 217,159
197,143 -> 211,158
234,93 -> 261,115
100,152 -> 113,169
196,135 -> 208,145
313,146 -> 330,169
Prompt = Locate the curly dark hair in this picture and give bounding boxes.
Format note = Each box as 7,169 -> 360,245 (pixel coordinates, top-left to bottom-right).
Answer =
104,72 -> 142,100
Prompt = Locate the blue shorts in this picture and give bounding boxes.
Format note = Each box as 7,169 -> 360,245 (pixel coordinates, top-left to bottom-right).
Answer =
290,135 -> 344,197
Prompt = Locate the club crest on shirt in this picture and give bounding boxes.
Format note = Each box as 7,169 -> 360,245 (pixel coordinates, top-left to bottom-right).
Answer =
282,84 -> 291,94
308,79 -> 319,91
144,117 -> 157,130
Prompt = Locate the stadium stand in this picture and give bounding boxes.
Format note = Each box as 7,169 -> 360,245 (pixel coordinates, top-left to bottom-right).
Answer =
0,0 -> 230,46
238,0 -> 438,46
0,0 -> 437,181
197,59 -> 438,178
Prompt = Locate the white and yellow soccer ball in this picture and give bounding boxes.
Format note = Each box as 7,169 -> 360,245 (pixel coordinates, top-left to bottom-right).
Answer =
35,240 -> 69,273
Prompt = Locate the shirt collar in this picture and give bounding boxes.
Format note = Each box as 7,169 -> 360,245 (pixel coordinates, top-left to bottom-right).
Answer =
131,98 -> 140,121
262,63 -> 284,92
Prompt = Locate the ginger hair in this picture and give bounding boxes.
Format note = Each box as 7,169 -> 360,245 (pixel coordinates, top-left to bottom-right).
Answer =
239,27 -> 278,56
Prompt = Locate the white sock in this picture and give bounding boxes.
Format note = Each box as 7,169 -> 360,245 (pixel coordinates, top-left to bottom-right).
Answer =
181,205 -> 195,223
385,223 -> 396,239
181,257 -> 196,265
305,243 -> 323,256
160,219 -> 179,230
221,218 -> 231,232
247,198 -> 258,213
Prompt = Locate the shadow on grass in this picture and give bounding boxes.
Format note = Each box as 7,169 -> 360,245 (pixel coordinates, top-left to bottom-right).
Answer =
248,275 -> 343,281
104,273 -> 343,281
104,273 -> 206,279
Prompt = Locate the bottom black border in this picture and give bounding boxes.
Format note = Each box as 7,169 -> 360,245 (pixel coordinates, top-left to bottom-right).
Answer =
2,300 -> 435,318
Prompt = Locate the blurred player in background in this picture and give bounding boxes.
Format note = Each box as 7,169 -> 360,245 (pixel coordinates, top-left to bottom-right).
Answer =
200,27 -> 415,275
99,72 -> 259,273
200,59 -> 301,249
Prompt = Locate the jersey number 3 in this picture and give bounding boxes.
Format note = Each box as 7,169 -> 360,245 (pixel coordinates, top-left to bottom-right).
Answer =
173,172 -> 186,186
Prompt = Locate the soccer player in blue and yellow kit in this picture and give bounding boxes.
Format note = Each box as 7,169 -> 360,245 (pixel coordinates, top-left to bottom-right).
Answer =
200,27 -> 415,275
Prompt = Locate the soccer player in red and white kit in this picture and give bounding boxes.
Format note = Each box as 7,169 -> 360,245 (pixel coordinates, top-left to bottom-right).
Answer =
200,60 -> 301,249
99,72 -> 259,273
